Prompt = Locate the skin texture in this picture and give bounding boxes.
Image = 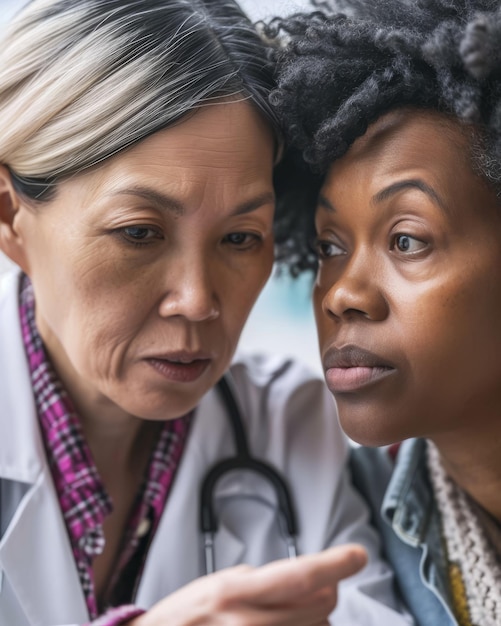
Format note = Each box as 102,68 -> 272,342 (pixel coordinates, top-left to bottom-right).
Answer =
314,109 -> 501,517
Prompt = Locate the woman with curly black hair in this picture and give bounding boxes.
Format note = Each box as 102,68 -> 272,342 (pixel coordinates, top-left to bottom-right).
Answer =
270,1 -> 501,625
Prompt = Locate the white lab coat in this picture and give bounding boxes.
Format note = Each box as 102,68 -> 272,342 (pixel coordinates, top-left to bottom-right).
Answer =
0,271 -> 412,626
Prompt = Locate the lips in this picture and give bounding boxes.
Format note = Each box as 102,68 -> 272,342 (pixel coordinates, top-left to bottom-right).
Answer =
323,345 -> 395,393
145,351 -> 212,383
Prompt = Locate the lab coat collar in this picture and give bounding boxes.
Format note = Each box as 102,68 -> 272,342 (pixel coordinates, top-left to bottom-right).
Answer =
0,271 -> 45,484
0,473 -> 88,625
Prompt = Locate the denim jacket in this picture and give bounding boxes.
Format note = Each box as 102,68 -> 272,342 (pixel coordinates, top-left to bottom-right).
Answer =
350,439 -> 458,626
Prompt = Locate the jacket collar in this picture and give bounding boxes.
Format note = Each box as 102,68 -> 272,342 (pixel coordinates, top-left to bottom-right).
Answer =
381,438 -> 434,547
381,437 -> 453,611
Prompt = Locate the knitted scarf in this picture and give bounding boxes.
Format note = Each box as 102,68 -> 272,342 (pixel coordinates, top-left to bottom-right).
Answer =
426,441 -> 501,626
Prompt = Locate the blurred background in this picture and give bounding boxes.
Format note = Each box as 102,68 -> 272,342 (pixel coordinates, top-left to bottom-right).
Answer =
0,0 -> 321,374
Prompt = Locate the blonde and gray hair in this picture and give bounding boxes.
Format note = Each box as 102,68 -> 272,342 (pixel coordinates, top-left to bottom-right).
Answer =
0,0 -> 278,199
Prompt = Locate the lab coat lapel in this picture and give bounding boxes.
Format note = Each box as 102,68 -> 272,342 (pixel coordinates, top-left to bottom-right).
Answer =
0,271 -> 87,625
0,472 -> 88,626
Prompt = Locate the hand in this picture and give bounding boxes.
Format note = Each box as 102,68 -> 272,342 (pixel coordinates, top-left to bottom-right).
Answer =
127,543 -> 367,626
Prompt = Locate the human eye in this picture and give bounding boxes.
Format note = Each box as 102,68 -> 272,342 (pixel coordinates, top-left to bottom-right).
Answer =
223,231 -> 263,250
116,225 -> 163,247
391,233 -> 428,255
313,237 -> 346,260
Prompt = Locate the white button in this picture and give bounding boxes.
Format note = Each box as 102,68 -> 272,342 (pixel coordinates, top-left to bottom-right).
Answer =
136,518 -> 151,538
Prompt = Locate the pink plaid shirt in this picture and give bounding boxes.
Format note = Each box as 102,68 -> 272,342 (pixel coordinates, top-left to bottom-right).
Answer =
19,275 -> 192,626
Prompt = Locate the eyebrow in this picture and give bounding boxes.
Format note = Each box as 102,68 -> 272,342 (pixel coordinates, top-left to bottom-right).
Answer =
318,194 -> 336,213
318,178 -> 448,215
372,179 -> 448,212
110,186 -> 275,216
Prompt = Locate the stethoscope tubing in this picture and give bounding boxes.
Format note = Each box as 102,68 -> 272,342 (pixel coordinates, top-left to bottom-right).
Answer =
200,374 -> 299,574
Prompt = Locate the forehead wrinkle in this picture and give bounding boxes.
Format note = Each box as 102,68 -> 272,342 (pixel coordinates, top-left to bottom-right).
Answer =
232,191 -> 275,216
108,185 -> 274,218
110,186 -> 184,216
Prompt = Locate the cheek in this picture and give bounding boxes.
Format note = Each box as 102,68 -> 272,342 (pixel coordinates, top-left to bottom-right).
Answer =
222,247 -> 273,336
407,272 -> 501,353
43,257 -> 156,374
59,299 -> 143,383
443,277 -> 501,374
394,270 -> 501,416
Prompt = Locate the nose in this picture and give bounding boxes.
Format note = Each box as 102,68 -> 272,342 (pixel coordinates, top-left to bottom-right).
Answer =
158,256 -> 220,322
319,249 -> 388,323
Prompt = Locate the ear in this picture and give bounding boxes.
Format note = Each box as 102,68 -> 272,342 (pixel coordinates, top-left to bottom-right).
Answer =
0,165 -> 30,272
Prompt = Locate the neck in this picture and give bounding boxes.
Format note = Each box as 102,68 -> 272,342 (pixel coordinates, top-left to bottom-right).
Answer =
60,376 -> 147,476
80,406 -> 151,477
432,423 -> 501,522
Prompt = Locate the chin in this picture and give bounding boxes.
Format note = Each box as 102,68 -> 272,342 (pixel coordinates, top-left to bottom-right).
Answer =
336,391 -> 421,447
110,386 -> 201,421
137,396 -> 201,421
338,411 -> 409,448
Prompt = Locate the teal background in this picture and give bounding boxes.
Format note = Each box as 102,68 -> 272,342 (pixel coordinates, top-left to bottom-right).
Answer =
238,271 -> 321,374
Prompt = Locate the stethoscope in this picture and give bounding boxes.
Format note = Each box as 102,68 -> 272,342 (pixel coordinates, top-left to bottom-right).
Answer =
200,374 -> 299,574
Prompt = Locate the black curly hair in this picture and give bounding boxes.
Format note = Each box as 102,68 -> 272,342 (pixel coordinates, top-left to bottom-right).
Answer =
268,0 -> 501,274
